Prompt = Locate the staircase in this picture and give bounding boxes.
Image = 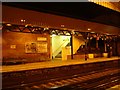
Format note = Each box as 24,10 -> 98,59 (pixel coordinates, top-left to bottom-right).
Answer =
55,51 -> 62,58
54,42 -> 70,58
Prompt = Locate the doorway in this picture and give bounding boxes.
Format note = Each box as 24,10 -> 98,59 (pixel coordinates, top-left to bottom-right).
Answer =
51,35 -> 71,60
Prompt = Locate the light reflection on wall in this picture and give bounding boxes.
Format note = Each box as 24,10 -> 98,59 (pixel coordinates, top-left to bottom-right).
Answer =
88,0 -> 120,12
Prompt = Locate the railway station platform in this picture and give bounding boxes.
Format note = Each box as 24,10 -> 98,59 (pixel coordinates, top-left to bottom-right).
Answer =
1,56 -> 120,73
2,56 -> 120,89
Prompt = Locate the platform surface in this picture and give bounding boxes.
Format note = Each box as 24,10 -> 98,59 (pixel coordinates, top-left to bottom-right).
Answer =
1,57 -> 120,73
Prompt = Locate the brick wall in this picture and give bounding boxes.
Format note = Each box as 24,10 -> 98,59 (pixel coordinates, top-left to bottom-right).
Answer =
2,31 -> 51,63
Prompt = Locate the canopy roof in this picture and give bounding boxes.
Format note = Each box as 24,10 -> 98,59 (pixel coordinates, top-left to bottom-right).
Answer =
2,4 -> 120,35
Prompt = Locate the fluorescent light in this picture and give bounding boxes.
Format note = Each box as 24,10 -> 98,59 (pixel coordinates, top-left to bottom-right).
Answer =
52,34 -> 56,36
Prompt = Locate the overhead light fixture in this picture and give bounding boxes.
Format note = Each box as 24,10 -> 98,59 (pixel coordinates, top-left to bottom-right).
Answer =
25,24 -> 32,27
88,28 -> 91,31
44,27 -> 49,30
6,23 -> 12,26
21,19 -> 25,22
106,33 -> 110,35
61,25 -> 65,27
91,32 -> 95,33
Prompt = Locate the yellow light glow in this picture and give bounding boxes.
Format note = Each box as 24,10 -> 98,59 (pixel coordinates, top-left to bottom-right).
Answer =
25,24 -> 32,27
89,0 -> 120,12
25,25 -> 28,27
91,32 -> 95,33
52,34 -> 56,37
21,19 -> 26,22
6,23 -> 12,26
37,37 -> 47,41
88,28 -> 91,31
61,25 -> 65,27
103,53 -> 108,57
10,45 -> 16,49
88,54 -> 94,58
44,27 -> 49,30
21,19 -> 24,22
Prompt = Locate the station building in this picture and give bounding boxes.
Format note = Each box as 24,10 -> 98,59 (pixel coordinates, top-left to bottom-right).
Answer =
1,3 -> 120,64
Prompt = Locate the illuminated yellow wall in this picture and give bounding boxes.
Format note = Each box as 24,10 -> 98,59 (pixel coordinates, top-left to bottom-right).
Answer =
73,36 -> 85,54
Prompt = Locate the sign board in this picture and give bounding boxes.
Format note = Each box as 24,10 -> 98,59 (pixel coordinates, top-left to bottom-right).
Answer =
37,37 -> 47,41
25,42 -> 47,53
37,42 -> 47,53
25,42 -> 37,53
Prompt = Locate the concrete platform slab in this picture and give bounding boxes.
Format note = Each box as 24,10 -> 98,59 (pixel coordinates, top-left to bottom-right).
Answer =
1,57 -> 120,73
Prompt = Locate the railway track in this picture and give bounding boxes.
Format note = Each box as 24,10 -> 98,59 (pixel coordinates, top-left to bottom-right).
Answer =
60,73 -> 120,90
3,68 -> 120,90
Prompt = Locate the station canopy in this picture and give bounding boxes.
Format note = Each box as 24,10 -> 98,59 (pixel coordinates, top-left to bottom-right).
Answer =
2,2 -> 120,35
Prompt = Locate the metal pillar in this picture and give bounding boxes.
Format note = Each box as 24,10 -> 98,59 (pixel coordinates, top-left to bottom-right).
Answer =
104,42 -> 107,52
70,34 -> 74,59
87,33 -> 90,53
85,41 -> 88,60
